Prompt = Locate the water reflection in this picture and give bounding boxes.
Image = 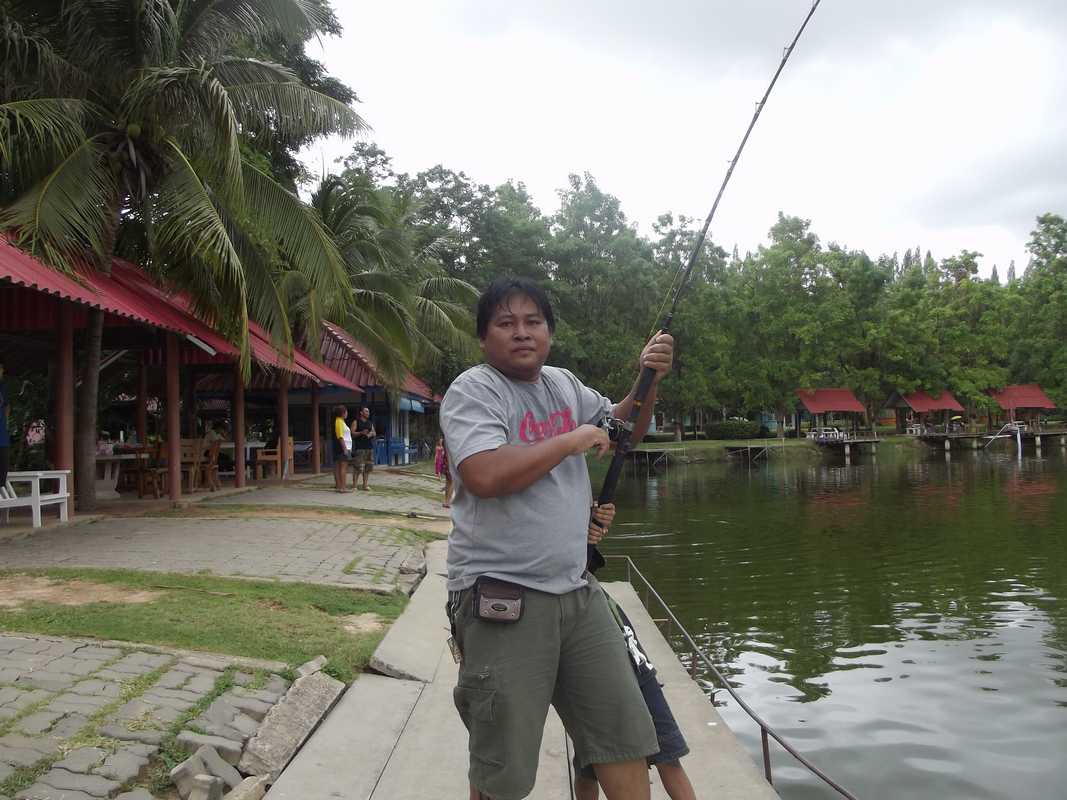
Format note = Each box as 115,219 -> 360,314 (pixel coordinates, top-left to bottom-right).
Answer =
598,448 -> 1067,799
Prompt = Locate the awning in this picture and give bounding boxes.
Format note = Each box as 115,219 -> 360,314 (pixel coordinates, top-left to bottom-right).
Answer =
796,388 -> 866,414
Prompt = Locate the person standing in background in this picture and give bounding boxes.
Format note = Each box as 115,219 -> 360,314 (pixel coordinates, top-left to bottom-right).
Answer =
435,435 -> 453,508
351,406 -> 375,491
332,405 -> 352,493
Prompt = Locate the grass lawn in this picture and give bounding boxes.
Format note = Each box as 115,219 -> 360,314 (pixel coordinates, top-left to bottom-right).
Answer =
0,568 -> 407,683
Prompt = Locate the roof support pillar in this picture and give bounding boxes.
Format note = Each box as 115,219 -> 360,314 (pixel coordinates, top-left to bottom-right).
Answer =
310,383 -> 321,475
166,333 -> 181,502
183,367 -> 196,437
136,359 -> 148,445
56,304 -> 75,519
233,363 -> 246,488
278,371 -> 290,479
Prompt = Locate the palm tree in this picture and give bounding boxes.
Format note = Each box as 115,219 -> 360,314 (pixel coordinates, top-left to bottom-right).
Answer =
1,0 -> 364,510
311,174 -> 479,387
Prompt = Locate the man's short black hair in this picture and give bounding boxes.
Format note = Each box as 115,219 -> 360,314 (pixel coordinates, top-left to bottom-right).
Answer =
476,277 -> 556,339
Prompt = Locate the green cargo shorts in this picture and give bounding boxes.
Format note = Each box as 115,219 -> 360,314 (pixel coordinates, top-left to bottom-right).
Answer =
447,575 -> 658,800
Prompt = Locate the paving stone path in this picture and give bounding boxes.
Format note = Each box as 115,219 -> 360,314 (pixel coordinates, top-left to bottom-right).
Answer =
0,634 -> 289,799
208,470 -> 450,518
0,516 -> 426,594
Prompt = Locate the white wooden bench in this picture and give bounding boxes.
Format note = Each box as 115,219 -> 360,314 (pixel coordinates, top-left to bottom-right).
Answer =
0,470 -> 71,528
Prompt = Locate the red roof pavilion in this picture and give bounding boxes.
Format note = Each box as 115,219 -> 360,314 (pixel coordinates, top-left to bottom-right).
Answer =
1,237 -> 367,509
987,384 -> 1056,411
898,390 -> 965,413
796,388 -> 866,414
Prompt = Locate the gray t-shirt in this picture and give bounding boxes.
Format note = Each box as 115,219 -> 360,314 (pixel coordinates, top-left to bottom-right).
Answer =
441,363 -> 614,595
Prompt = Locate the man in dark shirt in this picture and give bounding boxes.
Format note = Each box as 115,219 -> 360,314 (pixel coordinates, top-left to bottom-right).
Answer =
351,406 -> 375,491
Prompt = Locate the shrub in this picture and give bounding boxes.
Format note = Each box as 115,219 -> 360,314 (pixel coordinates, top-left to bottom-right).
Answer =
643,432 -> 678,443
705,420 -> 762,440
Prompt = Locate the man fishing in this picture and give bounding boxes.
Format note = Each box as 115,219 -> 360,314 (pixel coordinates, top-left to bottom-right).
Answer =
442,276 -> 673,800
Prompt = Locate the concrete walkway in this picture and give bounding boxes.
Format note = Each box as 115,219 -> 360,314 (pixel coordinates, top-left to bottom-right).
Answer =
207,469 -> 450,519
0,514 -> 426,594
268,542 -> 778,799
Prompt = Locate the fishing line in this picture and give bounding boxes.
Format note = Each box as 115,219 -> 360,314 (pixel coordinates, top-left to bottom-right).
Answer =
591,0 -> 823,562
661,0 -> 822,329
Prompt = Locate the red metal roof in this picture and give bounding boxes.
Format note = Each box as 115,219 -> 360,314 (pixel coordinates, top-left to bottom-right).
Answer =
987,384 -> 1056,411
106,260 -> 240,358
290,343 -> 362,393
901,390 -> 965,413
1,238 -> 162,328
2,238 -> 360,390
796,388 -> 866,414
321,321 -> 433,400
111,259 -> 360,390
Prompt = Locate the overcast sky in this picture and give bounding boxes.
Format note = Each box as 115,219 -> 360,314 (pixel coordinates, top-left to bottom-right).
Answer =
301,1 -> 1067,276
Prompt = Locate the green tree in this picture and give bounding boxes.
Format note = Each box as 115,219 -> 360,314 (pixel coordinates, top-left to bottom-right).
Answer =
649,212 -> 731,435
927,253 -> 1011,413
311,174 -> 479,387
1,0 -> 364,509
396,165 -> 492,280
1010,214 -> 1067,405
547,173 -> 658,399
466,180 -> 552,286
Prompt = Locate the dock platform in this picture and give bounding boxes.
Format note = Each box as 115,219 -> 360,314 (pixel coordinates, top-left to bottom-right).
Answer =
919,429 -> 1067,451
810,436 -> 880,459
268,541 -> 778,799
627,446 -> 688,468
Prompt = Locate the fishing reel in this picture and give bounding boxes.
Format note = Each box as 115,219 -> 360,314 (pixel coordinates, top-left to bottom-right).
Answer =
598,416 -> 633,443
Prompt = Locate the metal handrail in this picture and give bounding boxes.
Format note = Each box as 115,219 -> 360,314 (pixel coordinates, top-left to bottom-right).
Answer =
606,554 -> 858,799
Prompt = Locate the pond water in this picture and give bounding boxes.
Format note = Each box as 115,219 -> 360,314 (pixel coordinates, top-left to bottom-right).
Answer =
596,442 -> 1067,799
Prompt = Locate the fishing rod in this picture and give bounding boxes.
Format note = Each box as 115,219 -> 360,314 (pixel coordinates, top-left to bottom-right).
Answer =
590,0 -> 822,568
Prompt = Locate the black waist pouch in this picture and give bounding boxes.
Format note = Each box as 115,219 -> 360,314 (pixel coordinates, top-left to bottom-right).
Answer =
473,576 -> 524,623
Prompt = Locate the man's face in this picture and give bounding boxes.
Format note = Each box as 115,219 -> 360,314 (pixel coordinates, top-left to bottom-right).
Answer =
360,408 -> 370,421
480,293 -> 552,381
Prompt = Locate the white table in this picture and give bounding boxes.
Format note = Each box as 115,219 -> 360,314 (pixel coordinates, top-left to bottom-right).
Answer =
218,440 -> 266,479
94,453 -> 148,500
